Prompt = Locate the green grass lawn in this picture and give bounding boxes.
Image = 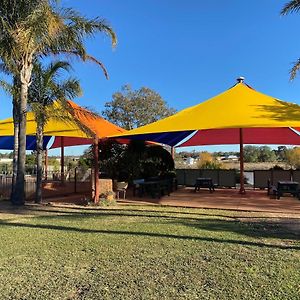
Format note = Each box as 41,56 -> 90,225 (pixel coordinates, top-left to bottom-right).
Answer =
0,201 -> 300,300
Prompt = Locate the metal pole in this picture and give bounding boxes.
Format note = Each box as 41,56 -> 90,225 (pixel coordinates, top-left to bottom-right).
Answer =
61,137 -> 65,185
74,167 -> 77,193
93,137 -> 100,203
239,128 -> 246,194
45,149 -> 48,180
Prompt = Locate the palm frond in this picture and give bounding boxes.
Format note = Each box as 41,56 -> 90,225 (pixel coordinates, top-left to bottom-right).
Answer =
58,7 -> 117,47
281,0 -> 300,15
0,79 -> 13,95
44,60 -> 72,84
50,50 -> 109,79
56,78 -> 82,99
289,58 -> 300,80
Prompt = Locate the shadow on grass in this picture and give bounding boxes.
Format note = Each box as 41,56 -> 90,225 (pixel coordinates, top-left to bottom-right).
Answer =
0,217 -> 299,250
1,201 -> 300,244
161,218 -> 300,241
20,205 -> 300,221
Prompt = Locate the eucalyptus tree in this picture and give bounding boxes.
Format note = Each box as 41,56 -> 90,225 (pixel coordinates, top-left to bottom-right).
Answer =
29,61 -> 81,203
0,0 -> 116,205
281,1 -> 300,79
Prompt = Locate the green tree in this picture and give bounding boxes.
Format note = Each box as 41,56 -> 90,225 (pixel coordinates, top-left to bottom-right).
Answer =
197,151 -> 223,169
285,147 -> 300,169
28,60 -> 82,203
0,0 -> 116,205
25,152 -> 36,174
281,1 -> 300,79
258,146 -> 277,162
274,146 -> 288,161
83,140 -> 175,182
102,85 -> 176,130
243,146 -> 259,163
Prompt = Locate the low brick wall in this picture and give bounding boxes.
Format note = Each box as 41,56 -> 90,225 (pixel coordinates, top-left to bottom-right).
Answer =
98,179 -> 113,195
26,178 -> 113,200
0,174 -> 113,200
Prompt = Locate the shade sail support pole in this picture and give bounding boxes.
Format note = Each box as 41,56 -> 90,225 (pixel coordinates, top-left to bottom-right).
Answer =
45,149 -> 48,180
61,137 -> 65,185
93,137 -> 100,203
239,128 -> 246,194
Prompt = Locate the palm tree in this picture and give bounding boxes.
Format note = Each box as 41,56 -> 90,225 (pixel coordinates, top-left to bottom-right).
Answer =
281,1 -> 300,79
0,0 -> 116,205
28,60 -> 82,203
0,64 -> 20,197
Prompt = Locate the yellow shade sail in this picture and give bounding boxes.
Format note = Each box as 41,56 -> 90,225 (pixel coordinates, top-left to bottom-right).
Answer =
110,83 -> 300,138
0,100 -> 125,138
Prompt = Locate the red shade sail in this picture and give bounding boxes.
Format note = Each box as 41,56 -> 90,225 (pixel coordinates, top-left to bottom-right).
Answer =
178,127 -> 300,147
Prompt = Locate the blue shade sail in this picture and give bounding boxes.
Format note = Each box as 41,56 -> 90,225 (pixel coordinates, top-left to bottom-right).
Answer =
0,136 -> 52,150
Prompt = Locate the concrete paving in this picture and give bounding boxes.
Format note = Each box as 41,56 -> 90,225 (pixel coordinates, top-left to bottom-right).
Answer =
118,187 -> 300,215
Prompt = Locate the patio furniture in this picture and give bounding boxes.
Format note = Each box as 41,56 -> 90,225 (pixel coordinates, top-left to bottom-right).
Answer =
115,181 -> 128,199
267,170 -> 292,195
271,181 -> 299,200
136,178 -> 172,198
194,177 -> 215,193
201,169 -> 219,186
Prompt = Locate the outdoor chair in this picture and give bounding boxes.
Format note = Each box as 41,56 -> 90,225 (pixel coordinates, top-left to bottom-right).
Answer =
267,170 -> 292,195
115,181 -> 128,199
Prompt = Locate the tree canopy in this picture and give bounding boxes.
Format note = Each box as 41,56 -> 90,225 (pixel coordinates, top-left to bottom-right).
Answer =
102,85 -> 176,130
240,146 -> 277,163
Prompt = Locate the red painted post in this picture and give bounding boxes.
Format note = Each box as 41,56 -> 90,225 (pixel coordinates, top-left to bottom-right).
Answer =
61,137 -> 65,185
45,149 -> 48,180
239,128 -> 246,194
93,137 -> 100,203
74,167 -> 77,193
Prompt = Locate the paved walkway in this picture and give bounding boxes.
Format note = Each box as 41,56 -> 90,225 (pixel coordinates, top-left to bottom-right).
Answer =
118,187 -> 300,215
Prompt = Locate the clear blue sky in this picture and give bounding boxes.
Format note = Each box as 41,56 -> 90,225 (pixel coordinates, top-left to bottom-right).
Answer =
2,0 -> 300,155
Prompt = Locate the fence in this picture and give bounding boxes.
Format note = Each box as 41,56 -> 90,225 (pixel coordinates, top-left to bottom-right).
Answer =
176,168 -> 300,190
0,168 -> 93,200
253,169 -> 299,189
176,169 -> 236,188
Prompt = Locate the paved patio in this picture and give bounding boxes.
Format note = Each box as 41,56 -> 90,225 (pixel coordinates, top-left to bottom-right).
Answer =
117,187 -> 300,214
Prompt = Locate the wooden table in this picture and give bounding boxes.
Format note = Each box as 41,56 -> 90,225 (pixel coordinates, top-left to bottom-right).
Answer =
195,177 -> 215,193
134,179 -> 172,198
274,181 -> 299,199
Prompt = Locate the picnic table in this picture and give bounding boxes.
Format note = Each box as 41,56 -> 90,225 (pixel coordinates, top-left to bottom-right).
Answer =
272,181 -> 299,199
194,177 -> 215,193
133,178 -> 172,198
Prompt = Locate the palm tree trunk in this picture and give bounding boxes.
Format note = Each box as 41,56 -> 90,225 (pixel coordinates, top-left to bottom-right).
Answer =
13,83 -> 27,205
11,92 -> 19,199
35,121 -> 44,203
13,63 -> 32,205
